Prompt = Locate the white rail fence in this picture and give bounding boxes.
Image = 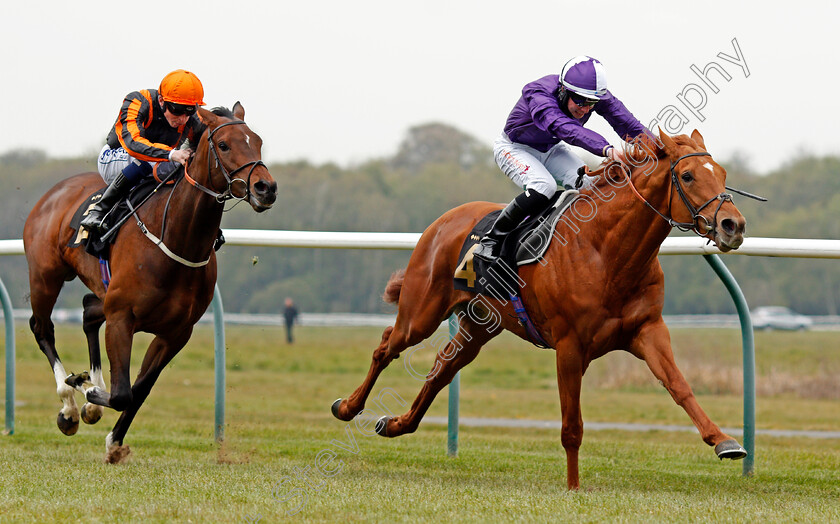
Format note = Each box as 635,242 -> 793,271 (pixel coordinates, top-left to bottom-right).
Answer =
4,232 -> 840,256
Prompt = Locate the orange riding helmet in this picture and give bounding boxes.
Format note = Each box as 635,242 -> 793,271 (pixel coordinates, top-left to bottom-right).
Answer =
159,69 -> 206,106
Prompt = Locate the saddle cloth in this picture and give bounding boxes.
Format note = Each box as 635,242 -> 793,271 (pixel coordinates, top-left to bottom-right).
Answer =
453,190 -> 579,300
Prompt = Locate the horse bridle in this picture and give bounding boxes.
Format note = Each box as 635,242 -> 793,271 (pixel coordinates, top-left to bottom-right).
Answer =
119,120 -> 268,268
667,152 -> 732,235
183,120 -> 267,204
622,151 -> 766,238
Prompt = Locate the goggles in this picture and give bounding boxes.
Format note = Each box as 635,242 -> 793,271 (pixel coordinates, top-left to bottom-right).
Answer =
568,93 -> 598,108
165,102 -> 197,116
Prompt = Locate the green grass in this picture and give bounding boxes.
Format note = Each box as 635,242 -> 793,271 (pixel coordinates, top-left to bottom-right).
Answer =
1,324 -> 839,522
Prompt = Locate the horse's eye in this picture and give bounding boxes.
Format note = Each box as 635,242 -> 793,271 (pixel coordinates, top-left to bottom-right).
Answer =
218,141 -> 230,152
681,172 -> 693,183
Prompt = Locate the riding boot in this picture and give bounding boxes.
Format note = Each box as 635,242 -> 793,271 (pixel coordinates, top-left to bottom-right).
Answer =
473,189 -> 552,264
80,172 -> 133,234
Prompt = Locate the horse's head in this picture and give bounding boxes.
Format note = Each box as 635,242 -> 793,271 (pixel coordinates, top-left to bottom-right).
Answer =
652,129 -> 747,252
194,103 -> 277,212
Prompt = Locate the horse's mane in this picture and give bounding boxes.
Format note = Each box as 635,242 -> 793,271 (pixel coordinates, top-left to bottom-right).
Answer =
210,106 -> 236,119
586,133 -> 673,193
194,106 -> 237,139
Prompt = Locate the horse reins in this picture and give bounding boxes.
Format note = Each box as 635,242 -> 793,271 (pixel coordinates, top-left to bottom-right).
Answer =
135,119 -> 267,268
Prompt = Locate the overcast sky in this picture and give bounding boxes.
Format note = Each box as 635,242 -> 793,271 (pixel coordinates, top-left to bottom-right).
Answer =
2,1 -> 836,174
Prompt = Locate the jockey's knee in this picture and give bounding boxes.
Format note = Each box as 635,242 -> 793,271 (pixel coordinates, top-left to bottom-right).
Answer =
528,179 -> 558,199
122,160 -> 153,184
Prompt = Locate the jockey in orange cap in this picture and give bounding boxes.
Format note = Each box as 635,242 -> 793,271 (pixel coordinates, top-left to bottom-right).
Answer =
81,69 -> 206,234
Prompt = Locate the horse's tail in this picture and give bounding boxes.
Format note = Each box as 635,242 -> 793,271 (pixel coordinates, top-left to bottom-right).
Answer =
382,268 -> 406,304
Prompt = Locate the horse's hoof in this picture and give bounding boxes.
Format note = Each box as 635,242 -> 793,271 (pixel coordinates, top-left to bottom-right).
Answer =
64,371 -> 90,388
57,411 -> 79,436
375,416 -> 390,437
715,439 -> 747,460
105,444 -> 131,464
81,403 -> 103,425
331,399 -> 344,420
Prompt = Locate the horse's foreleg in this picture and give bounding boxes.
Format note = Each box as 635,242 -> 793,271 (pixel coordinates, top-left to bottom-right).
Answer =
631,319 -> 746,460
555,344 -> 584,490
375,319 -> 493,438
85,311 -> 135,412
105,332 -> 190,463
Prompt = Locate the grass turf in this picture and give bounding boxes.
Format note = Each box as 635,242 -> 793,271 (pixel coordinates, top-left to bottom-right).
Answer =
0,324 -> 838,522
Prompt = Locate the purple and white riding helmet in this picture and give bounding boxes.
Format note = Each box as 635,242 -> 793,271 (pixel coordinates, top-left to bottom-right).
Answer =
560,56 -> 608,101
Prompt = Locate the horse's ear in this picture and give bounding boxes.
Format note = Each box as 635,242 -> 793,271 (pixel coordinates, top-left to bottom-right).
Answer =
197,107 -> 218,127
690,129 -> 707,150
658,128 -> 678,156
232,101 -> 245,120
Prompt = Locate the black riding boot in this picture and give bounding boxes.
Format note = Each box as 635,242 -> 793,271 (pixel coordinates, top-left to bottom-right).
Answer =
473,190 -> 552,263
80,172 -> 132,234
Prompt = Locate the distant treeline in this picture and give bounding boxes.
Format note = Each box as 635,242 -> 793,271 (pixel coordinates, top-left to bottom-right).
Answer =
2,123 -> 840,315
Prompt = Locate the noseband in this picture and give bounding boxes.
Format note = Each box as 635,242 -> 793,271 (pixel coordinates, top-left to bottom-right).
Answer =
184,120 -> 267,204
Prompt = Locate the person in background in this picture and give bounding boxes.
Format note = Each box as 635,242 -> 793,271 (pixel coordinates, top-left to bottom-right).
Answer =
473,56 -> 652,264
283,297 -> 299,344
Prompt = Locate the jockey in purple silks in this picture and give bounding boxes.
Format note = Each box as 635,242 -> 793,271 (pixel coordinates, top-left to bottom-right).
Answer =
473,55 -> 654,264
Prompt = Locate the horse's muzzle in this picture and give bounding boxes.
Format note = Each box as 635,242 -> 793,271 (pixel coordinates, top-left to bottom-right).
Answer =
250,180 -> 277,212
714,215 -> 746,252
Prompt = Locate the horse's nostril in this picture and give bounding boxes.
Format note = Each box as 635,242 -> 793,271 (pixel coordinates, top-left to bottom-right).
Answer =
253,180 -> 277,204
721,218 -> 736,235
254,181 -> 273,195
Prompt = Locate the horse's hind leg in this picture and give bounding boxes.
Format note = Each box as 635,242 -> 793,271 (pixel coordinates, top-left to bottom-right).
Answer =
375,315 -> 497,437
555,340 -> 585,490
78,294 -> 106,425
332,325 -> 403,421
332,284 -> 455,421
28,269 -> 79,435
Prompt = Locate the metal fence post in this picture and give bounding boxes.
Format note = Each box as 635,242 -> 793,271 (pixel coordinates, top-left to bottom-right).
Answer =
447,314 -> 460,457
1,277 -> 14,435
702,254 -> 755,477
212,285 -> 225,443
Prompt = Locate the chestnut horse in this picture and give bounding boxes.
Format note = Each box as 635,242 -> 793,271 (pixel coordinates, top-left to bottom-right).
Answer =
23,103 -> 277,462
332,129 -> 748,489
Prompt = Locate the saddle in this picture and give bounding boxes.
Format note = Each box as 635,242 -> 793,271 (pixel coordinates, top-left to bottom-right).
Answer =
453,190 -> 579,300
68,178 -> 162,259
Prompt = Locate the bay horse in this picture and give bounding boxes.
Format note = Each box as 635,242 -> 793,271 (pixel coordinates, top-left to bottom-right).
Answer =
23,103 -> 277,462
332,129 -> 748,489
